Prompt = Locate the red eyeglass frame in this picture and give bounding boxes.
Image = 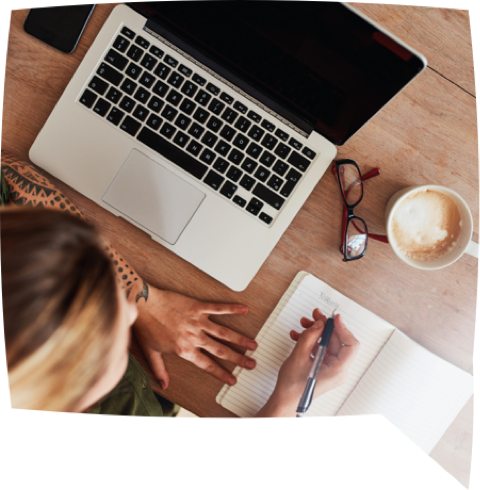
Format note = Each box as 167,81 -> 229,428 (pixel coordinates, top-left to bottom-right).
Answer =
332,161 -> 389,260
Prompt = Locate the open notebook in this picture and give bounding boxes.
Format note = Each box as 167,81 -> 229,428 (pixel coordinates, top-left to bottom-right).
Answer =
216,271 -> 473,453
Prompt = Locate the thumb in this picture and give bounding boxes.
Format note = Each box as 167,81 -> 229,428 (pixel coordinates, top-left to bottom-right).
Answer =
294,320 -> 324,359
146,351 -> 170,390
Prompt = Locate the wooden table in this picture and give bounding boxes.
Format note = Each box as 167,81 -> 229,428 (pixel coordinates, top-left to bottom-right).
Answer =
2,4 -> 476,487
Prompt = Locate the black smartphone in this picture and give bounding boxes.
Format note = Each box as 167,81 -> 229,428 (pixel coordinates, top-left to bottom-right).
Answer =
23,4 -> 95,54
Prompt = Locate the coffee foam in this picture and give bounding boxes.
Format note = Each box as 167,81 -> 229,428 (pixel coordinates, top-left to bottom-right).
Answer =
390,189 -> 462,261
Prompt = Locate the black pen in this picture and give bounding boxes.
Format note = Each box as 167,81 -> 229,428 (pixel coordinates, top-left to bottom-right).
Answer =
296,310 -> 337,417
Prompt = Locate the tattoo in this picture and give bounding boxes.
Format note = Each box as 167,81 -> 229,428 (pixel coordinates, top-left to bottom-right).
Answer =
1,151 -> 84,218
2,151 -> 147,302
135,281 -> 149,304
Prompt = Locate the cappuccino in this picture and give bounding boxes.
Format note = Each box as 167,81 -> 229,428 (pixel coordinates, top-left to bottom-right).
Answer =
390,189 -> 462,261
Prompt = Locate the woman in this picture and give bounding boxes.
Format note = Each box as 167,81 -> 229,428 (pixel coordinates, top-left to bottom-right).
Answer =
1,153 -> 360,415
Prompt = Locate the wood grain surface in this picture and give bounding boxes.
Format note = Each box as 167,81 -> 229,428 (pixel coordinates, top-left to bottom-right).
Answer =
1,4 -> 477,487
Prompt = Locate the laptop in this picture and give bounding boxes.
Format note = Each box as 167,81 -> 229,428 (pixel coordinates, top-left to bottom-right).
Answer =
29,2 -> 427,291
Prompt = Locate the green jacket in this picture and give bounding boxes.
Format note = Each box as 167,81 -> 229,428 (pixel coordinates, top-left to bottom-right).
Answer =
91,353 -> 178,417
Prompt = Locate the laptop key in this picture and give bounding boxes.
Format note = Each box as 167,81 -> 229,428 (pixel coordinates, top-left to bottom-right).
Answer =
220,92 -> 234,105
168,72 -> 185,88
208,99 -> 225,116
222,108 -> 238,124
132,105 -> 149,122
149,45 -> 164,58
192,74 -> 206,86
97,63 -> 123,86
195,90 -> 211,106
178,64 -> 192,77
120,78 -> 137,96
246,142 -> 262,159
289,137 -> 302,151
175,114 -> 191,131
267,175 -> 284,192
93,98 -> 111,117
220,125 -> 236,142
259,151 -> 276,168
173,131 -> 189,148
105,49 -> 128,71
119,95 -> 135,113
152,80 -> 169,98
234,116 -> 251,133
201,131 -> 218,148
220,181 -> 238,199
106,87 -> 122,104
161,105 -> 178,122
88,76 -> 108,96
140,54 -> 157,71
160,122 -> 176,139
137,127 -> 208,180
261,134 -> 278,150
146,114 -> 162,131
247,110 -> 261,123
239,175 -> 255,191
164,55 -> 178,68
213,157 -> 229,174
181,82 -> 198,98
259,212 -> 273,225
261,120 -> 275,132
134,86 -> 150,104
287,151 -> 311,172
274,142 -> 291,159
135,35 -> 150,49
246,198 -> 263,216
252,183 -> 285,211
125,62 -> 142,80
214,141 -> 231,157
302,147 -> 316,160
241,158 -> 257,174
280,179 -> 297,198
186,140 -> 203,157
206,115 -> 222,133
179,99 -> 196,115
113,35 -> 130,53
233,195 -> 247,208
233,101 -> 248,114
226,167 -> 242,183
166,89 -> 183,107
127,45 -> 144,63
107,107 -> 124,126
227,149 -> 244,166
254,166 -> 270,183
275,128 -> 289,141
147,96 -> 164,113
206,82 -> 220,96
272,160 -> 288,176
248,125 -> 264,142
233,134 -> 249,151
120,116 -> 141,136
121,27 -> 135,40
200,149 -> 216,165
193,107 -> 209,124
204,170 -> 224,190
188,122 -> 204,139
286,168 -> 302,183
154,63 -> 171,80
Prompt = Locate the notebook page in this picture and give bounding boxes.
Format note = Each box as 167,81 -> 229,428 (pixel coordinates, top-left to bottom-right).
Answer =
337,329 -> 473,453
217,272 -> 395,417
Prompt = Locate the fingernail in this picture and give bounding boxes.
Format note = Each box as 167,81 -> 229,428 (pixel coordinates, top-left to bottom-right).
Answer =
159,380 -> 166,390
228,376 -> 236,386
241,306 -> 248,314
246,359 -> 256,369
247,341 -> 257,350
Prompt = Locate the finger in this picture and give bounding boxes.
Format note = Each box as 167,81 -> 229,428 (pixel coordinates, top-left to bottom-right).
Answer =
293,320 -> 325,359
202,337 -> 256,370
300,317 -> 315,329
191,351 -> 238,386
146,351 -> 170,390
200,302 -> 248,316
204,321 -> 258,351
312,308 -> 328,324
290,329 -> 301,341
334,315 -> 360,347
326,328 -> 343,356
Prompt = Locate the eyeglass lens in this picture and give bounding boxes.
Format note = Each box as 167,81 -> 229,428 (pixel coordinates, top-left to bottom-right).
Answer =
339,164 -> 362,206
345,218 -> 367,259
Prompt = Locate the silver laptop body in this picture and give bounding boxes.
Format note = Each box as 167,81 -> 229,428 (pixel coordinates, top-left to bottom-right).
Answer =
29,3 -> 426,291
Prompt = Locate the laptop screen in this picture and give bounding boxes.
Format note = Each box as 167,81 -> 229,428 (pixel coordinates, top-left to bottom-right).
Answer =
131,2 -> 426,146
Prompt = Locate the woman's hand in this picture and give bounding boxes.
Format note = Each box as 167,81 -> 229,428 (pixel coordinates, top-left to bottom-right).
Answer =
257,308 -> 359,417
132,285 -> 258,390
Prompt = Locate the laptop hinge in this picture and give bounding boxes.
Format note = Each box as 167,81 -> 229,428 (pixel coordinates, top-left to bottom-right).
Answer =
143,21 -> 311,140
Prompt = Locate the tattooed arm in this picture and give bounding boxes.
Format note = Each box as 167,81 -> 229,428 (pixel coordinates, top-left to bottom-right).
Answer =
0,150 -> 146,299
1,151 -> 258,389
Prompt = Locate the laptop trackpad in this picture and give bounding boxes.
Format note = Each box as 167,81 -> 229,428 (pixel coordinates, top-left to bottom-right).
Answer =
103,149 -> 205,245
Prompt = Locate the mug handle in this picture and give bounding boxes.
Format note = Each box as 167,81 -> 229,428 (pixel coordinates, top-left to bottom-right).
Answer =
465,241 -> 478,258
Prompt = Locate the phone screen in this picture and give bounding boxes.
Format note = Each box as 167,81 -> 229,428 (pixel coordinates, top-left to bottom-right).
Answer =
24,5 -> 95,54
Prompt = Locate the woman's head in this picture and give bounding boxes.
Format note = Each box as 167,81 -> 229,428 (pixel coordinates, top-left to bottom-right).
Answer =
2,208 -> 136,412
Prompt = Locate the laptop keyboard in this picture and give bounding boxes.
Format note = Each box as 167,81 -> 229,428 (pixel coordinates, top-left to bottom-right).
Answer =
79,26 -> 317,226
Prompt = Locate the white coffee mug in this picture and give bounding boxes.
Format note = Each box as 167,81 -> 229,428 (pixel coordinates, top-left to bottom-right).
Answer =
385,185 -> 474,270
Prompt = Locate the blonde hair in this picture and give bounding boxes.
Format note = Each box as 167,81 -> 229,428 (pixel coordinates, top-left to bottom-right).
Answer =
2,208 -> 119,412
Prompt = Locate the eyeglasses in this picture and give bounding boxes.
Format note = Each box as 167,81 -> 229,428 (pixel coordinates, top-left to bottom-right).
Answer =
332,160 -> 389,261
